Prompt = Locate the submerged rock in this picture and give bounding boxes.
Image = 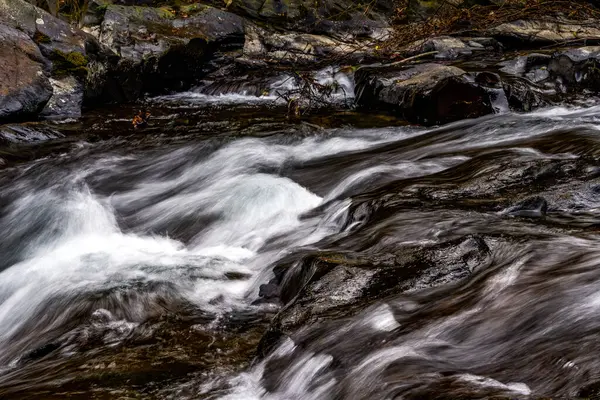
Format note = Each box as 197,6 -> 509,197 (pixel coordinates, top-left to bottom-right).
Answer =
0,123 -> 64,144
258,235 -> 491,357
355,63 -> 495,125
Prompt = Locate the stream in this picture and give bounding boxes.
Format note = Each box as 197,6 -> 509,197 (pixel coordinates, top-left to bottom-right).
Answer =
2,84 -> 600,399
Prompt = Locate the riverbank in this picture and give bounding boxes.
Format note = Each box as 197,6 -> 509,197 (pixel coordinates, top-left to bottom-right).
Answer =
2,0 -> 600,130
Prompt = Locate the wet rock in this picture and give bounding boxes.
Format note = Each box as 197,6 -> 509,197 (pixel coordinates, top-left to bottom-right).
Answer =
502,77 -> 551,112
0,0 -> 90,58
495,54 -> 555,110
0,123 -> 64,144
197,63 -> 278,96
355,63 -> 495,125
489,20 -> 600,46
404,36 -> 472,60
499,53 -> 551,76
40,76 -> 84,119
473,72 -> 509,113
455,236 -> 490,271
0,0 -> 112,119
258,235 -> 490,357
548,46 -> 600,92
242,22 -> 361,65
0,25 -> 52,121
505,196 -> 548,218
259,283 -> 280,299
84,3 -> 245,100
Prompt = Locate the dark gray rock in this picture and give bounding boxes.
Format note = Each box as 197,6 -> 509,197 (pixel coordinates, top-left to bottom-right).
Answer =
40,76 -> 84,119
242,22 -> 363,65
0,24 -> 52,121
0,0 -> 114,119
84,3 -> 245,100
0,123 -> 64,144
501,77 -> 551,112
0,0 -> 90,57
548,46 -> 600,91
355,63 -> 495,125
404,36 -> 472,60
505,196 -> 548,218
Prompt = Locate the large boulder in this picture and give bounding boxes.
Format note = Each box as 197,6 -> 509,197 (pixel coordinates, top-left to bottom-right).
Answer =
0,24 -> 52,121
0,0 -> 90,57
355,63 -> 495,125
84,3 -> 245,100
0,0 -> 112,119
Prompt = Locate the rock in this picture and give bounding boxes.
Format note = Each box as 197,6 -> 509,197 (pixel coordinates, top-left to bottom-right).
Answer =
40,76 -> 84,119
505,196 -> 548,218
226,0 -> 393,39
0,0 -> 89,55
0,24 -> 52,121
258,235 -> 490,358
502,77 -> 551,112
492,53 -> 557,110
489,20 -> 600,46
85,3 -> 245,99
404,36 -> 472,60
468,37 -> 502,50
81,0 -> 110,28
197,63 -> 280,96
498,53 -> 551,76
242,22 -> 362,65
258,283 -> 280,299
406,0 -> 463,21
0,123 -> 64,144
548,46 -> 600,91
0,0 -> 113,119
355,63 -> 495,125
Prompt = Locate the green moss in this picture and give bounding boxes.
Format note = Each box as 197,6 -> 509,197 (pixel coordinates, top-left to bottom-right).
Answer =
157,6 -> 176,18
32,30 -> 51,44
50,50 -> 90,78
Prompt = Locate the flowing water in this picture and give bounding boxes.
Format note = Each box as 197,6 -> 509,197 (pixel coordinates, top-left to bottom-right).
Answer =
2,89 -> 600,399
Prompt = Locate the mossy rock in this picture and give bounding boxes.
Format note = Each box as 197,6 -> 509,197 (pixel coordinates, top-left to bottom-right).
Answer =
50,50 -> 89,78
32,30 -> 51,44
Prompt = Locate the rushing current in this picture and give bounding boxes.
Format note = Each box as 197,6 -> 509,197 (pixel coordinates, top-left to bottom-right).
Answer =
2,95 -> 600,399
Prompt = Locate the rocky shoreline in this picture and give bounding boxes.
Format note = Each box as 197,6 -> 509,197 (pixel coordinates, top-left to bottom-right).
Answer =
2,0 -> 600,125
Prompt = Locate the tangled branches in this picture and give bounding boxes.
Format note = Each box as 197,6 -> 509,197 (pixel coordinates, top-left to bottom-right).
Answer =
274,71 -> 350,118
386,0 -> 600,50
